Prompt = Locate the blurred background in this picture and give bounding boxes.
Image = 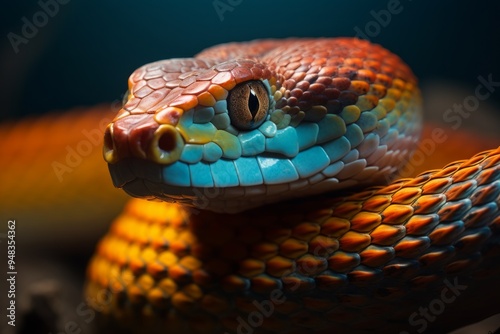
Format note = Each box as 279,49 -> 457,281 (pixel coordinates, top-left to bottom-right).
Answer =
1,0 -> 499,333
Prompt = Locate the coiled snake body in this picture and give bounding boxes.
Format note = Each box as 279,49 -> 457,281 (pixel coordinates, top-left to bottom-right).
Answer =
85,38 -> 500,333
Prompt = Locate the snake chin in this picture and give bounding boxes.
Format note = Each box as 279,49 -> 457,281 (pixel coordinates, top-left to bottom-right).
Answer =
109,139 -> 415,213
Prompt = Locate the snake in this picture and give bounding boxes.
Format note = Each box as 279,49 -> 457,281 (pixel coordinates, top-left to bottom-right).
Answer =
82,38 -> 500,333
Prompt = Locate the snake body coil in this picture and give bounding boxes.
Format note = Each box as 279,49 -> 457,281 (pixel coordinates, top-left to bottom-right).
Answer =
85,38 -> 500,333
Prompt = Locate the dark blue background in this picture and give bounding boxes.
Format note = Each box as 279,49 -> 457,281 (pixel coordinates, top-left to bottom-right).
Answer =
1,0 -> 500,119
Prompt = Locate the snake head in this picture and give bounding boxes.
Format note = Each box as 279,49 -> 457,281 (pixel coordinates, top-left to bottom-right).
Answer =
104,38 -> 422,213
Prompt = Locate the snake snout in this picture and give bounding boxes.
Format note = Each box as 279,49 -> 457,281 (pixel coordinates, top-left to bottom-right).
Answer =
103,114 -> 184,165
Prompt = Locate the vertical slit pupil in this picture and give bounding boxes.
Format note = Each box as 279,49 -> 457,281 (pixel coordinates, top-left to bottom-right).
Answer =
248,88 -> 260,117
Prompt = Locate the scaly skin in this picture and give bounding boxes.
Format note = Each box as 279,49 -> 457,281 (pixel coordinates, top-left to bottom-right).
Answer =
84,39 -> 500,333
102,38 -> 421,212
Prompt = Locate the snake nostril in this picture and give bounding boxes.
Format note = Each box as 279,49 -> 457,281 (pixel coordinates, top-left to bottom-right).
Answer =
158,130 -> 177,152
151,124 -> 184,164
103,124 -> 117,163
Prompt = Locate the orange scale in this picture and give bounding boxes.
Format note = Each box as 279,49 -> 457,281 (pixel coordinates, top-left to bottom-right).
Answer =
405,215 -> 439,236
339,231 -> 371,252
444,180 -> 476,201
381,204 -> 414,225
375,73 -> 392,87
296,254 -> 327,275
344,57 -> 363,68
251,275 -> 281,293
370,224 -> 406,246
419,247 -> 455,267
127,285 -> 146,305
421,177 -> 452,195
208,84 -> 228,100
413,194 -> 447,215
349,80 -> 370,95
404,174 -> 431,187
197,91 -> 216,106
147,288 -> 168,308
220,274 -> 248,292
169,94 -> 198,110
251,242 -> 279,260
391,187 -> 422,204
171,291 -> 196,313
211,71 -> 236,90
482,151 -> 500,169
279,238 -> 308,258
146,261 -> 168,279
282,275 -> 316,293
292,222 -> 320,241
129,257 -> 146,275
368,84 -> 388,98
250,66 -> 263,78
375,181 -> 403,195
168,264 -> 192,283
321,217 -> 350,238
432,164 -> 460,178
196,69 -> 218,81
238,258 -> 265,278
182,80 -> 211,95
362,195 -> 391,212
394,236 -> 430,258
391,78 -> 406,91
452,165 -> 481,183
476,166 -> 500,186
356,69 -> 376,83
262,68 -> 272,79
429,222 -> 465,245
154,107 -> 184,125
266,256 -> 294,277
231,66 -> 254,84
309,235 -> 339,256
347,267 -> 382,286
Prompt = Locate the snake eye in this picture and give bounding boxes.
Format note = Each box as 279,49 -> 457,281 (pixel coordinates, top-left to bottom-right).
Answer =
227,80 -> 269,130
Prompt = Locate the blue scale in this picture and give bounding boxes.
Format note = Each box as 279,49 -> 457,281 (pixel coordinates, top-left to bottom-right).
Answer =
162,161 -> 191,187
257,156 -> 299,184
234,157 -> 264,186
180,144 -> 203,163
210,159 -> 239,187
239,130 -> 265,156
296,123 -> 319,150
321,136 -> 351,162
291,146 -> 330,178
265,127 -> 299,157
189,162 -> 214,187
